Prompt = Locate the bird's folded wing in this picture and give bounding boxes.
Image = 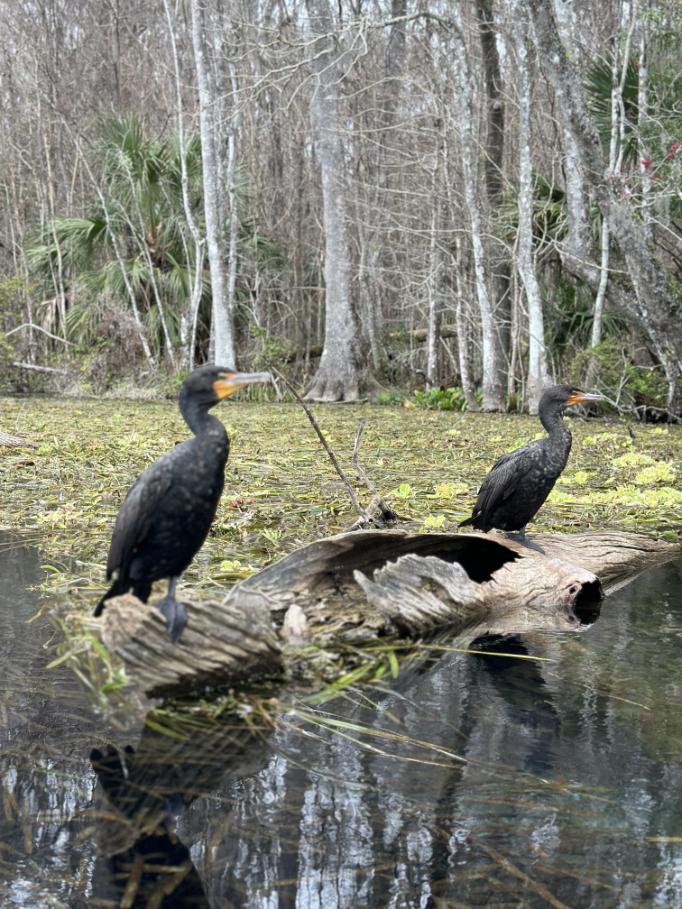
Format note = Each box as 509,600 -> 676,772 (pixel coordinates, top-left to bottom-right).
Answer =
106,460 -> 174,578
475,449 -> 529,514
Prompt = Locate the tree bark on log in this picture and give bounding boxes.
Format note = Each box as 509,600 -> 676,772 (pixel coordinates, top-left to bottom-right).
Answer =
96,530 -> 680,699
100,592 -> 282,699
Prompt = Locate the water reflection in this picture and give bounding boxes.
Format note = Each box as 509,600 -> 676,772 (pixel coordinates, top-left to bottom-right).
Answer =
87,714 -> 272,908
184,561 -> 682,908
0,533 -> 681,908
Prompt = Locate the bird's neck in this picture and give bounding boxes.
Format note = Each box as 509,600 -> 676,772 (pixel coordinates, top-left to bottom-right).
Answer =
181,399 -> 227,444
540,407 -> 571,446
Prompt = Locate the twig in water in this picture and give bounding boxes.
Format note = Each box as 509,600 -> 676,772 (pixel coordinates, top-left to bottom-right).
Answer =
351,420 -> 398,527
477,842 -> 571,909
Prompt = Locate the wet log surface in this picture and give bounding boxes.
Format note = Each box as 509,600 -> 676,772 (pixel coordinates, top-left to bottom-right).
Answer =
100,591 -> 282,699
98,530 -> 680,699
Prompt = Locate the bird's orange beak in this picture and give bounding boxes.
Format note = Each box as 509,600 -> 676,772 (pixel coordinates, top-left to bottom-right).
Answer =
213,371 -> 272,400
566,390 -> 604,406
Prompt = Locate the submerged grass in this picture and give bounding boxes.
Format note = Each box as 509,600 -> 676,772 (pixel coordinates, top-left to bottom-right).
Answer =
0,395 -> 679,705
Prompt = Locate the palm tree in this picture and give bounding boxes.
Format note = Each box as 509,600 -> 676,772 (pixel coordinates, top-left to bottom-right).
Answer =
29,114 -> 208,366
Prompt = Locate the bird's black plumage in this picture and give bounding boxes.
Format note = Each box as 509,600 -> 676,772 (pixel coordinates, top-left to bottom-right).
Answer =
460,384 -> 603,535
94,365 -> 271,641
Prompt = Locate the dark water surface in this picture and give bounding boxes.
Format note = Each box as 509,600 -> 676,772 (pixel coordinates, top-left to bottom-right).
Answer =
1,538 -> 682,909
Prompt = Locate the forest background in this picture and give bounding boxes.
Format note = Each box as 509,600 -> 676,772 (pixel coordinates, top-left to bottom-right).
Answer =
0,0 -> 680,418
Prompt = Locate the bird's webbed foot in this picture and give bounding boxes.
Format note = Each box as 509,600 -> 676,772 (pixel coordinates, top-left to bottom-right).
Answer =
156,596 -> 188,643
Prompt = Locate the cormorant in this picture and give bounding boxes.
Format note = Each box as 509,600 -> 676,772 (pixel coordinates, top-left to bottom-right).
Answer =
459,385 -> 603,536
94,365 -> 271,642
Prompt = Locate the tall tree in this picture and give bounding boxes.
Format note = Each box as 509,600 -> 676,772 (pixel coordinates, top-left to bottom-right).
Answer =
304,0 -> 360,402
510,1 -> 549,412
190,0 -> 236,366
528,0 -> 682,412
475,0 -> 511,395
452,5 -> 505,410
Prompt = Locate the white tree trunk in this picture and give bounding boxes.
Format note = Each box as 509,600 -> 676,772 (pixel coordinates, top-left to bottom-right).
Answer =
425,209 -> 440,389
552,1 -> 598,296
225,63 -> 240,363
636,14 -> 653,242
304,0 -> 360,402
425,156 -> 443,388
190,0 -> 236,367
592,8 -> 637,353
162,0 -> 205,370
511,3 -> 549,413
453,237 -> 480,411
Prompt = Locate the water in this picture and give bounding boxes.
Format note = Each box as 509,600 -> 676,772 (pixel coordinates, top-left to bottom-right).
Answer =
1,537 -> 682,908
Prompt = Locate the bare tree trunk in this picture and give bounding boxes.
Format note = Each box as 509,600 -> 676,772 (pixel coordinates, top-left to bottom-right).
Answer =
593,11 -> 636,350
425,209 -> 440,389
304,0 -> 360,402
162,0 -> 205,370
511,3 -> 549,412
425,153 -> 444,388
552,0 -> 607,325
190,0 -> 236,367
636,11 -> 653,242
453,7 -> 505,411
475,0 -> 511,390
225,62 -> 241,365
528,0 -> 682,413
453,237 -> 480,411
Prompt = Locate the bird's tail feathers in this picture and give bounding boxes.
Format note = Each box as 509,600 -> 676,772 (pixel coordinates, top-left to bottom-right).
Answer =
94,579 -> 123,617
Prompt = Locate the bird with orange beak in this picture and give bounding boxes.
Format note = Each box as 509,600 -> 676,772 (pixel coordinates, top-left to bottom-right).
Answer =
94,365 -> 271,642
460,384 -> 604,536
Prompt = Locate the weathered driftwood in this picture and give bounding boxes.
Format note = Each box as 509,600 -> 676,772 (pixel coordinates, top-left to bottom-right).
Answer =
100,592 -> 282,698
98,530 -> 680,698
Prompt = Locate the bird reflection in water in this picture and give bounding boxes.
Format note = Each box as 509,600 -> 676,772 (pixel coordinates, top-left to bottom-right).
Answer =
86,711 -> 272,908
90,743 -> 208,908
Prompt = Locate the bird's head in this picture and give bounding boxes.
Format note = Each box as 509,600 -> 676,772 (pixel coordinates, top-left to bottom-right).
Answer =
180,365 -> 272,410
541,384 -> 605,411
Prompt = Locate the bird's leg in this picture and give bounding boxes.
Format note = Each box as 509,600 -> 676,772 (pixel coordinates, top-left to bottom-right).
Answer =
156,577 -> 188,643
504,526 -> 526,541
506,526 -> 545,553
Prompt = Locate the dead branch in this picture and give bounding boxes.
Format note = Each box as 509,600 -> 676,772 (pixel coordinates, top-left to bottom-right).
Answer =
11,361 -> 69,375
271,368 -> 371,524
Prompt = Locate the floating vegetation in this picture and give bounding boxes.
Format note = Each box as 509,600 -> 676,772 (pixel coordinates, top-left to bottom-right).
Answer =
1,397 -> 679,614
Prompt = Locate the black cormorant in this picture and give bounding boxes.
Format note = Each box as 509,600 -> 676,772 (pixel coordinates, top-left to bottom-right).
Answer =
94,365 -> 271,642
459,385 -> 603,536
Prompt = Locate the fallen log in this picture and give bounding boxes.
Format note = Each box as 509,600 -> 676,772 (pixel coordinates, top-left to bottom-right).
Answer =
97,530 -> 680,699
100,591 -> 282,698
